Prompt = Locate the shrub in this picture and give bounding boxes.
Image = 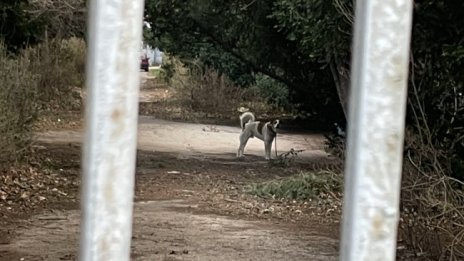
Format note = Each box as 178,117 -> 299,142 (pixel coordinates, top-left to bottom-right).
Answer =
0,37 -> 86,169
0,43 -> 39,168
248,171 -> 342,201
252,74 -> 291,110
398,127 -> 464,260
24,37 -> 86,111
167,57 -> 267,114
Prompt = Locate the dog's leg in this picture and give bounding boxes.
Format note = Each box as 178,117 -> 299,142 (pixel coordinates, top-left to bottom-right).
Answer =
264,140 -> 272,160
237,132 -> 250,158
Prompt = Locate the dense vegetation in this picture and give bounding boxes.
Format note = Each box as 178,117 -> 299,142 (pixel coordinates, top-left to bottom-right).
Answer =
144,0 -> 463,175
145,0 -> 352,126
0,0 -> 86,166
0,0 -> 85,52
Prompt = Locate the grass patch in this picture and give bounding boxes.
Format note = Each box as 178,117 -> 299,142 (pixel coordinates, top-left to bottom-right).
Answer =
149,67 -> 165,78
248,171 -> 342,201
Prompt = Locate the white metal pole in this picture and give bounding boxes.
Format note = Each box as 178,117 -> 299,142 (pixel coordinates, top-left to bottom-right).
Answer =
79,0 -> 145,260
340,0 -> 413,260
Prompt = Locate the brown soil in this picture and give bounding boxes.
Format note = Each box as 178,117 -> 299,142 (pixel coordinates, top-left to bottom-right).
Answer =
0,72 -> 344,261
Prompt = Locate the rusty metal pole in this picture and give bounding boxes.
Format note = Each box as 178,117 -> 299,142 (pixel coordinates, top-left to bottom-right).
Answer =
79,0 -> 145,260
340,0 -> 413,260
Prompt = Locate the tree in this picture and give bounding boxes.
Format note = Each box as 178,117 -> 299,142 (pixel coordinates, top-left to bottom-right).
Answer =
145,0 -> 347,126
0,0 -> 44,51
145,0 -> 463,150
0,0 -> 87,52
270,0 -> 353,118
408,0 -> 464,179
28,0 -> 86,39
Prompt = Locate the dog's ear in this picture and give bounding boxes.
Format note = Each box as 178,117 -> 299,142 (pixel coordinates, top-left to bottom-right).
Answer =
272,119 -> 280,128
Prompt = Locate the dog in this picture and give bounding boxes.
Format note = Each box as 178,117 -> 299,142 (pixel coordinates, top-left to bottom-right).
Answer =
237,112 -> 280,160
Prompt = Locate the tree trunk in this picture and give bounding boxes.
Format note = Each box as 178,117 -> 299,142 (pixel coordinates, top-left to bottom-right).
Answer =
329,57 -> 350,121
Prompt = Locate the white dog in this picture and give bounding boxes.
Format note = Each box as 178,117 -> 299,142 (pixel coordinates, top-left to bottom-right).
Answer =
237,112 -> 280,160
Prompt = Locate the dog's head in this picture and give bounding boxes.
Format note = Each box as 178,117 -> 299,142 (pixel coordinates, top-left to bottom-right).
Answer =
267,119 -> 280,133
272,119 -> 280,129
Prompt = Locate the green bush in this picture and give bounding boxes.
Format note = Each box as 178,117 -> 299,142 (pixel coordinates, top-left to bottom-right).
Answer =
252,74 -> 291,109
248,171 -> 342,201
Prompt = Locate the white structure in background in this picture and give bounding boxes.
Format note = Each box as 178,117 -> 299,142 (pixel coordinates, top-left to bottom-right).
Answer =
140,21 -> 162,66
141,42 -> 163,66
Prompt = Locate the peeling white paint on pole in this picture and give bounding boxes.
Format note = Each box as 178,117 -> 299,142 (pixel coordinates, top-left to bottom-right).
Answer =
340,0 -> 413,260
79,0 -> 145,260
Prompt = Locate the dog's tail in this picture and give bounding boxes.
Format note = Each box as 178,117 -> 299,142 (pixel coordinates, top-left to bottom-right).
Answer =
240,112 -> 255,130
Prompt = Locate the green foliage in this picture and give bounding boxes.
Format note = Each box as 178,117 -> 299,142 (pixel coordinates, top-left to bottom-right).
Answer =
1,0 -> 87,52
147,0 -> 463,174
408,0 -> 464,180
149,67 -> 165,79
252,74 -> 290,109
160,55 -> 176,83
144,0 -> 346,123
0,1 -> 45,52
248,171 -> 342,201
270,0 -> 352,62
29,0 -> 86,40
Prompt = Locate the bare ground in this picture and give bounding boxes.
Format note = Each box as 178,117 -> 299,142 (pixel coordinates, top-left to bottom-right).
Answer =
0,72 -> 342,261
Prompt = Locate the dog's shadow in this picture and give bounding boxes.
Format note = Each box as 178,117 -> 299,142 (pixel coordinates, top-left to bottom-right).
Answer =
236,154 -> 268,162
199,153 -> 271,165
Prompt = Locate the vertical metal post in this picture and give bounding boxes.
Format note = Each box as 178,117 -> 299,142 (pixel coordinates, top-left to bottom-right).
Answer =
79,0 -> 145,260
340,0 -> 413,260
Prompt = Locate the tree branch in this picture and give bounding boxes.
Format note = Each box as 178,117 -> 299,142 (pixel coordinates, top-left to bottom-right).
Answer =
192,19 -> 295,88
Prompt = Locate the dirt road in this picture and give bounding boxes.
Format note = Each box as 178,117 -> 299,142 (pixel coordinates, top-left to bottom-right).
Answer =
3,198 -> 338,261
37,116 -> 328,161
0,73 -> 340,260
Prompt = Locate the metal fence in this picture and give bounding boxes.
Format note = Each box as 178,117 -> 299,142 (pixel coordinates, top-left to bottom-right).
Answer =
79,0 -> 145,260
340,0 -> 413,260
78,0 -> 413,260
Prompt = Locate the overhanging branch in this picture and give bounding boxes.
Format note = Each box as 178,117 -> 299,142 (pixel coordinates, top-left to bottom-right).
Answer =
192,19 -> 294,87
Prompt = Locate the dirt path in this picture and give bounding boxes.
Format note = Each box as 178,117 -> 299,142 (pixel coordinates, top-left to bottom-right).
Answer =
2,199 -> 338,261
37,116 -> 328,161
0,73 -> 340,261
